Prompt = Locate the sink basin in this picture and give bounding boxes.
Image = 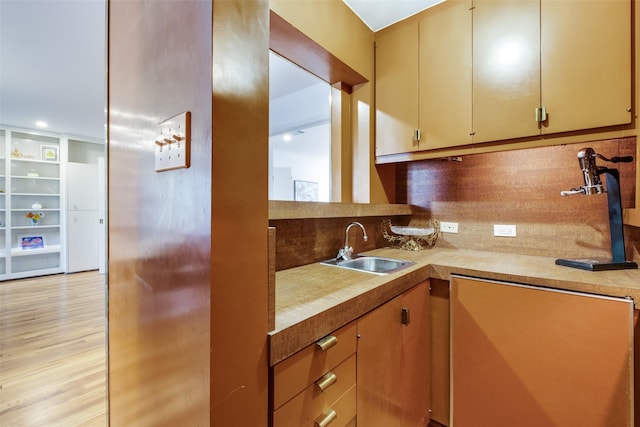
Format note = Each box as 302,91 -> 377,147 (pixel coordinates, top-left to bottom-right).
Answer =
321,256 -> 415,275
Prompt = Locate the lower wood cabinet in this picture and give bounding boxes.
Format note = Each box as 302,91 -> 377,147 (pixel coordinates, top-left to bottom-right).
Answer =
357,281 -> 430,426
270,322 -> 357,427
270,281 -> 430,426
273,355 -> 356,427
450,275 -> 634,426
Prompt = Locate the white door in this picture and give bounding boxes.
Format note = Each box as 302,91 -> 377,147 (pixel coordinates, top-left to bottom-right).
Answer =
97,157 -> 106,273
67,163 -> 99,211
67,210 -> 99,272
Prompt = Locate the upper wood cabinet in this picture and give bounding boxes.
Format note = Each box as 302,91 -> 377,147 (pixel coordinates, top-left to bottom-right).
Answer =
473,0 -> 632,143
375,1 -> 472,156
419,0 -> 473,150
375,0 -> 632,156
375,22 -> 419,156
472,0 -> 541,143
540,0 -> 631,134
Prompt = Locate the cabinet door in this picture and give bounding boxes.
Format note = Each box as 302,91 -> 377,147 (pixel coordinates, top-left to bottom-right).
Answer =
375,22 -> 419,156
357,281 -> 429,426
67,210 -> 99,272
451,276 -> 634,427
472,0 -> 540,143
67,163 -> 98,211
419,0 -> 472,150
399,281 -> 430,426
541,0 -> 631,134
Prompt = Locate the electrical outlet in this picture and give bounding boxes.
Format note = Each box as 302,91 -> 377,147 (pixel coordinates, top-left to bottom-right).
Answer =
440,221 -> 459,233
494,224 -> 516,237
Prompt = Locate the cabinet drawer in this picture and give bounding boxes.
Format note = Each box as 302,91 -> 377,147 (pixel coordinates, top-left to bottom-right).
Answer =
273,355 -> 356,427
272,322 -> 356,409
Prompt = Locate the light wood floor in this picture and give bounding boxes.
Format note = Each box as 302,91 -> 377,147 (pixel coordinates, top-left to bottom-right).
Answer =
0,271 -> 107,426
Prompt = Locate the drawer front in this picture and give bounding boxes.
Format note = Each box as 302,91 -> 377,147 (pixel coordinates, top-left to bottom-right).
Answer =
273,355 -> 356,427
272,322 -> 356,409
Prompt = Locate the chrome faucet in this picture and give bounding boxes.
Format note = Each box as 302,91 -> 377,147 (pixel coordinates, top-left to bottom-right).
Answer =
336,222 -> 368,261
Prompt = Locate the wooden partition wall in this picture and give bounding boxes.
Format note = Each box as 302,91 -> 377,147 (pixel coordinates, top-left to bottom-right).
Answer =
109,0 -> 269,425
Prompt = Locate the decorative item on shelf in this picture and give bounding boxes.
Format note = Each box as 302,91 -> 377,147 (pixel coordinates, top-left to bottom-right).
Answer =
27,169 -> 40,177
40,144 -> 58,162
381,218 -> 440,251
20,235 -> 45,250
25,209 -> 44,225
11,144 -> 22,158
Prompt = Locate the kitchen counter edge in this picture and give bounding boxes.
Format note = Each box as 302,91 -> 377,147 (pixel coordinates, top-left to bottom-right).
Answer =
268,247 -> 640,365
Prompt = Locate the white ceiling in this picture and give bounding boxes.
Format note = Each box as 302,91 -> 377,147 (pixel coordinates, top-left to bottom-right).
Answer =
0,0 -> 438,141
0,0 -> 106,141
343,0 -> 444,31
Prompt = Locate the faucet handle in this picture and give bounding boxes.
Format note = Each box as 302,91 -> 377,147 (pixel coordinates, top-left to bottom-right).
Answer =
336,246 -> 353,261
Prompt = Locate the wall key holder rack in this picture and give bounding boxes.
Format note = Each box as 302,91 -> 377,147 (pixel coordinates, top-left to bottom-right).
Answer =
155,111 -> 191,172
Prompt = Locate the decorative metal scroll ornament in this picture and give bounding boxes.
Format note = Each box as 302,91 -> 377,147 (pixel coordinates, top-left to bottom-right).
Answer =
381,218 -> 440,251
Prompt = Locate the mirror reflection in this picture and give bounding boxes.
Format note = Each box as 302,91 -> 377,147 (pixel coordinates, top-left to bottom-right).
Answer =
269,51 -> 332,202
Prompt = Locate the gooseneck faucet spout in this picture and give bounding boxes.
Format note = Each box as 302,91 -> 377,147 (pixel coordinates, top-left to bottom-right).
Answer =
336,222 -> 368,261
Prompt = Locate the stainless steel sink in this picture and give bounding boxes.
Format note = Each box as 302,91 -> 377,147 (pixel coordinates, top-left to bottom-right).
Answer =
321,256 -> 415,275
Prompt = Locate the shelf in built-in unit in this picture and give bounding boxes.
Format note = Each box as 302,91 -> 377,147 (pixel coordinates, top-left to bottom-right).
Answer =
11,193 -> 60,197
10,158 -> 59,165
11,245 -> 61,257
13,176 -> 60,181
11,209 -> 60,212
12,225 -> 61,230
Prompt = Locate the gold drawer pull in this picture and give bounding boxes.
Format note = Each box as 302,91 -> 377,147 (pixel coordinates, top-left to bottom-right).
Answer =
314,409 -> 337,427
316,334 -> 338,352
315,372 -> 337,392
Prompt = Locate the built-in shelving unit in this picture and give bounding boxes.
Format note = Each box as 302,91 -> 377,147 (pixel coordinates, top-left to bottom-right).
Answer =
1,128 -> 65,280
0,127 -> 106,280
0,129 -> 6,276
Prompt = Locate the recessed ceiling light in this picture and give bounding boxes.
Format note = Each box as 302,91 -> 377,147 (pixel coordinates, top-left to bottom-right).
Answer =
35,121 -> 48,128
282,133 -> 292,142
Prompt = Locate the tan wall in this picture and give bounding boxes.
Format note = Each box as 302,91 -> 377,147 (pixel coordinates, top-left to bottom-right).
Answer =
108,0 -> 269,425
270,0 -> 373,80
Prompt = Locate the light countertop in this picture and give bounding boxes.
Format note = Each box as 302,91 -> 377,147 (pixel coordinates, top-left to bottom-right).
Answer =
268,247 -> 640,365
